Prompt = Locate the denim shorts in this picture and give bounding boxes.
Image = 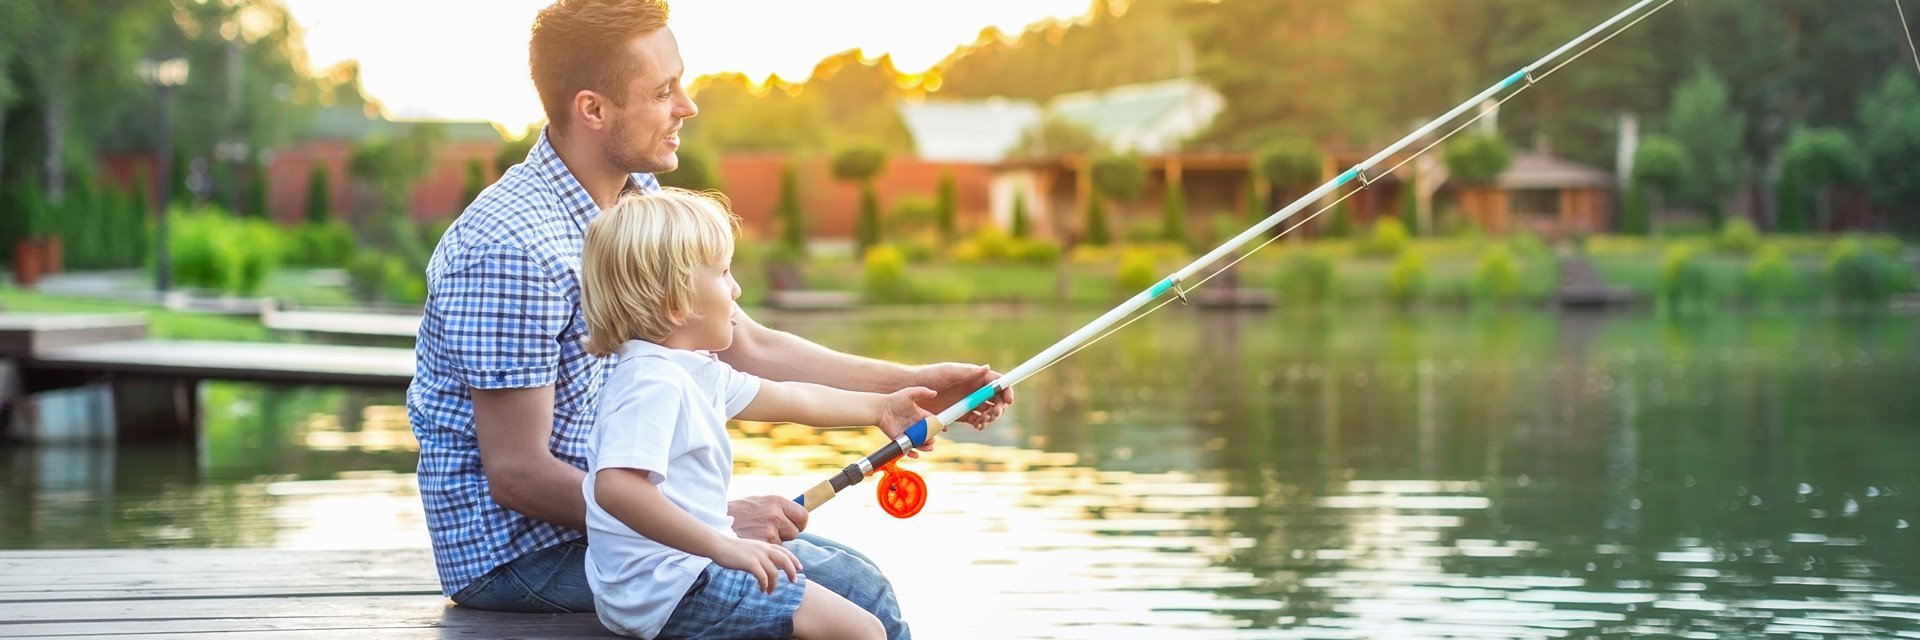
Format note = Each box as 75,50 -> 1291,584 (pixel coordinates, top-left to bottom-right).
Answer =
655,561 -> 808,640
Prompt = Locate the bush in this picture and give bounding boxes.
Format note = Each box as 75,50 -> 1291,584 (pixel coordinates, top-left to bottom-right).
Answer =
1013,237 -> 1063,264
1717,217 -> 1760,255
1827,236 -> 1910,304
167,206 -> 282,295
1361,217 -> 1412,257
1279,248 -> 1334,305
1387,248 -> 1427,304
1473,244 -> 1521,302
1509,231 -> 1549,260
288,221 -> 356,267
1083,196 -> 1111,246
888,195 -> 940,237
1114,247 -> 1159,293
1660,244 -> 1711,307
862,244 -> 911,302
952,226 -> 1016,264
1744,244 -> 1793,303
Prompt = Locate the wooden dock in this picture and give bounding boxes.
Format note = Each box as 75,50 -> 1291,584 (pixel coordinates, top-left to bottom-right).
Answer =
0,549 -> 611,638
2,313 -> 413,442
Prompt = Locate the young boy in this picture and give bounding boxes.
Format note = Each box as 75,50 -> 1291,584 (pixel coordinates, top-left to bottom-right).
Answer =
579,188 -> 928,640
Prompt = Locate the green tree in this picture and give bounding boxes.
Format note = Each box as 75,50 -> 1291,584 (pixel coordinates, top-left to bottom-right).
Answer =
1089,152 -> 1146,243
776,161 -> 806,255
935,171 -> 958,242
1781,128 -> 1867,233
831,143 -> 889,255
1161,179 -> 1187,245
495,125 -> 539,173
1859,71 -> 1920,233
1010,190 -> 1032,239
1666,63 -> 1747,224
348,123 -> 443,233
1443,135 -> 1513,185
305,164 -> 332,225
245,157 -> 269,219
658,147 -> 723,192
1255,138 -> 1323,203
1632,136 -> 1690,236
461,158 -> 487,206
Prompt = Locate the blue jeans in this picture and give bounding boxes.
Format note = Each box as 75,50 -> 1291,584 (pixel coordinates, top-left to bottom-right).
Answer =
452,534 -> 910,639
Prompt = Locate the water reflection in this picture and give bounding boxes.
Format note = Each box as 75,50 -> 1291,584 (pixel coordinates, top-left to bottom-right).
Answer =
2,309 -> 1917,638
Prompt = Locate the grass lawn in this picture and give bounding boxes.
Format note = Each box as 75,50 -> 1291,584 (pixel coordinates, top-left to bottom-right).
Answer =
0,287 -> 274,341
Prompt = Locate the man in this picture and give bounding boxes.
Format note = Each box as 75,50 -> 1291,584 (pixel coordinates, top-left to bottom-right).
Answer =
405,0 -> 1009,635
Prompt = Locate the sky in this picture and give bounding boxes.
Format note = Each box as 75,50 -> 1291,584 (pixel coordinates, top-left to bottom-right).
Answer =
281,0 -> 1095,132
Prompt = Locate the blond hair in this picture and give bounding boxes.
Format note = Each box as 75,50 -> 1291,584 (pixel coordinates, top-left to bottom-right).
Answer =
581,188 -> 739,356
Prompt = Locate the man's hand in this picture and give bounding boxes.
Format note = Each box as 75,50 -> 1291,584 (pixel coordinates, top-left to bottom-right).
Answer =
727,495 -> 808,543
910,363 -> 1013,429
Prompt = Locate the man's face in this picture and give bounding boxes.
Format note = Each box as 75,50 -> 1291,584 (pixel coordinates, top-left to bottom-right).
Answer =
602,28 -> 698,175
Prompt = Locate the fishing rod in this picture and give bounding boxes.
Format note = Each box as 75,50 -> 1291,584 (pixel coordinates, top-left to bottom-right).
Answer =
794,0 -> 1676,518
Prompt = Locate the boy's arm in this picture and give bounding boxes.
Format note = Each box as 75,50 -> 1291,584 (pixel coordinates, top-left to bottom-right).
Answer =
718,307 -> 1012,427
595,468 -> 739,559
735,379 -> 933,442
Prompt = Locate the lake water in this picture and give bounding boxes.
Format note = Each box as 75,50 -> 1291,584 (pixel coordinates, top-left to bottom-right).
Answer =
4,308 -> 1917,639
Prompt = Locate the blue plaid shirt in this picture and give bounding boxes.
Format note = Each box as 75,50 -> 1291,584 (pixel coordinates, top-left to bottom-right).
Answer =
408,129 -> 659,596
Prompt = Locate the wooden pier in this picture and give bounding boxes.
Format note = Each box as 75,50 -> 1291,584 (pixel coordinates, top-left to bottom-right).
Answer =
0,549 -> 610,638
2,313 -> 413,442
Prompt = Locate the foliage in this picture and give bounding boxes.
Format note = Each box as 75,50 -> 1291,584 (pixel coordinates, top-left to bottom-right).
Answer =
659,147 -> 723,192
1716,217 -> 1760,255
887,194 -> 940,237
862,244 -> 911,302
1632,136 -> 1690,195
1083,194 -> 1111,246
935,171 -> 958,242
1619,180 -> 1651,235
1322,199 -> 1351,239
1472,244 -> 1521,302
287,221 -> 355,268
1399,173 -> 1419,236
1443,135 -> 1513,185
1827,236 -> 1910,304
1090,152 -> 1148,202
461,158 -> 487,207
1161,180 -> 1186,245
829,143 -> 890,183
1114,247 -> 1159,293
1361,217 -> 1412,257
1782,128 -> 1867,190
1666,63 -> 1748,214
1387,248 -> 1427,304
305,164 -> 332,225
1659,243 -> 1710,308
495,126 -> 539,172
1743,244 -> 1793,303
1010,190 -> 1032,238
776,162 -> 805,256
349,123 -> 444,216
855,184 -> 881,257
1279,248 -> 1334,305
169,205 -> 281,295
1255,138 -> 1323,195
245,158 -> 269,219
1859,71 -> 1920,229
1774,170 -> 1810,233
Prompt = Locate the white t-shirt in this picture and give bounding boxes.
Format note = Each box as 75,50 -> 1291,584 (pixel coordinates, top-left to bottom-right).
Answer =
584,339 -> 761,639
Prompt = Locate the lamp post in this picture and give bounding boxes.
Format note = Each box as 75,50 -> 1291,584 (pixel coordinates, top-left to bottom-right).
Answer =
139,55 -> 189,294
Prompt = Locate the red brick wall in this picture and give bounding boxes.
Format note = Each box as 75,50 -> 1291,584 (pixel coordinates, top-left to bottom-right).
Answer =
717,154 -> 994,240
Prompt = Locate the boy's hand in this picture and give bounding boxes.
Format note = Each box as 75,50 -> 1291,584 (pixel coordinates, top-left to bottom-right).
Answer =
877,386 -> 937,458
711,538 -> 802,594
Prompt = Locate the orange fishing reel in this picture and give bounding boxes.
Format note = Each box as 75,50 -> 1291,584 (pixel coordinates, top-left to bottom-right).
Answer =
870,460 -> 927,518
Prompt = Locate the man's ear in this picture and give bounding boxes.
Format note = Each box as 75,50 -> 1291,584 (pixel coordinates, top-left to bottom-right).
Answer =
573,90 -> 608,132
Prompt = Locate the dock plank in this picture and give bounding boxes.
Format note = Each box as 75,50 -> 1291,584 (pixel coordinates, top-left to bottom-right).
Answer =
263,310 -> 421,339
0,549 -> 610,638
28,340 -> 414,388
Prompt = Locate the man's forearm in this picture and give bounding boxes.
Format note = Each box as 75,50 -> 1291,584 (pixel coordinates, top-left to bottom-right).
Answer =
720,312 -> 911,392
496,459 -> 588,531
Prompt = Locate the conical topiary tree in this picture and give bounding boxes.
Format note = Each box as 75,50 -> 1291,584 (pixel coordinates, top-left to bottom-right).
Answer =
830,143 -> 889,255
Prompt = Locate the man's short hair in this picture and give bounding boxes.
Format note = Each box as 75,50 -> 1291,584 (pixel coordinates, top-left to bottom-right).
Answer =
581,188 -> 738,356
529,0 -> 669,135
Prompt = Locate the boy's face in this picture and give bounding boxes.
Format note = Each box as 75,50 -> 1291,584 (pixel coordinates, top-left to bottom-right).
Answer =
602,28 -> 697,175
665,249 -> 740,352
